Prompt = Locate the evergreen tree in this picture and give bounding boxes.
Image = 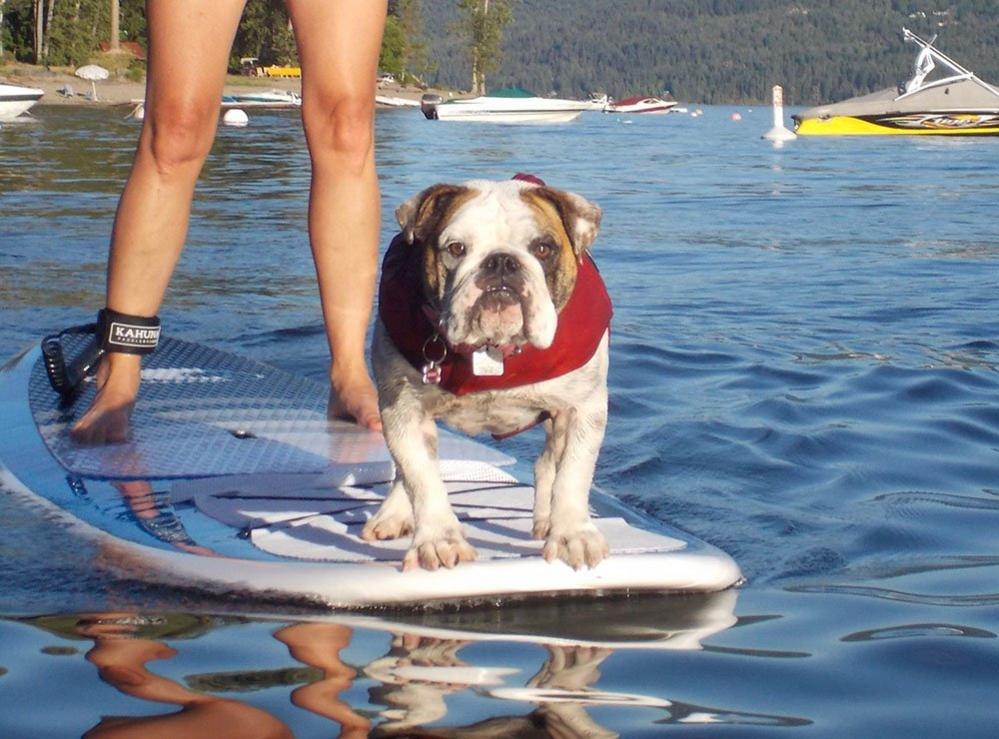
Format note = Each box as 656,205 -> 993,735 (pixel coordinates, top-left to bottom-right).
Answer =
379,13 -> 405,78
397,0 -> 434,81
231,0 -> 296,69
454,0 -> 512,95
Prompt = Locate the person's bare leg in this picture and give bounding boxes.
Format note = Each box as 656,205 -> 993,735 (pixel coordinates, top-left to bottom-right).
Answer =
70,0 -> 247,444
286,0 -> 387,432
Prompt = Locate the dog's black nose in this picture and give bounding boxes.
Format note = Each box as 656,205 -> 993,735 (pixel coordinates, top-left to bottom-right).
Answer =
482,253 -> 520,277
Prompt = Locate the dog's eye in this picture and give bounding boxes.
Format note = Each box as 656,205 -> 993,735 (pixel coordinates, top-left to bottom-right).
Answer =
531,241 -> 555,260
445,241 -> 467,258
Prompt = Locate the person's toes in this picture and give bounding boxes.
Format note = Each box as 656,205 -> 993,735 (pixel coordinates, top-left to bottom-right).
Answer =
328,375 -> 382,432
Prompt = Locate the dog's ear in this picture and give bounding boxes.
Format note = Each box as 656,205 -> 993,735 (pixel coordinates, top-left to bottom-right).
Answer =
396,184 -> 472,245
530,187 -> 602,254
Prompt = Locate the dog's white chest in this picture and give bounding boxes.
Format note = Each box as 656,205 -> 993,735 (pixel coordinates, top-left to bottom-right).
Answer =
436,393 -> 547,437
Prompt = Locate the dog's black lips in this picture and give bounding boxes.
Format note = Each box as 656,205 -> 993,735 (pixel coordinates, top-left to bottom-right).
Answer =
479,284 -> 521,310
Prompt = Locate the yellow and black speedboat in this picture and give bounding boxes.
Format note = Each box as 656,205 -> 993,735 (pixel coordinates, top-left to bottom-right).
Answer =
794,29 -> 999,136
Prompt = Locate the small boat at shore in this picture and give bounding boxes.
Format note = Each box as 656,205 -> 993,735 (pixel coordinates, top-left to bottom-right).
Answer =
604,95 -> 678,115
375,94 -> 420,108
420,87 -> 587,123
794,28 -> 999,136
221,89 -> 301,108
0,83 -> 44,121
127,89 -> 301,120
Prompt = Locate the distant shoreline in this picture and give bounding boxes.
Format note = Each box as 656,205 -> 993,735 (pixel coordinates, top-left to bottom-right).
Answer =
1,64 -> 445,108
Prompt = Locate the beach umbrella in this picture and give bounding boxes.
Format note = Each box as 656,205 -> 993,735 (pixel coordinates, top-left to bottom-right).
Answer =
74,64 -> 110,101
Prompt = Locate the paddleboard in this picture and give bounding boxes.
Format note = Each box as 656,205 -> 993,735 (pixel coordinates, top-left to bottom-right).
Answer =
0,331 -> 742,608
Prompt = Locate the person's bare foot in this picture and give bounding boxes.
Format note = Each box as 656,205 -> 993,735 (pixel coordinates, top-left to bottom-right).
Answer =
328,361 -> 382,433
70,355 -> 141,444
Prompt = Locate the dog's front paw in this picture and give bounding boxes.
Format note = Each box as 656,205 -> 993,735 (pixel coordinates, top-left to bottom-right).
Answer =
543,522 -> 609,570
403,527 -> 477,571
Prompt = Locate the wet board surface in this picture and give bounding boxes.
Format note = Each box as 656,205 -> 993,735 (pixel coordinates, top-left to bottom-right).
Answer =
0,336 -> 742,608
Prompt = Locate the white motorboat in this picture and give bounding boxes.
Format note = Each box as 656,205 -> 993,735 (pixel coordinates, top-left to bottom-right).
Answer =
127,89 -> 301,120
221,89 -> 301,108
794,28 -> 999,136
421,87 -> 587,123
604,95 -> 678,114
0,83 -> 44,121
375,94 -> 420,108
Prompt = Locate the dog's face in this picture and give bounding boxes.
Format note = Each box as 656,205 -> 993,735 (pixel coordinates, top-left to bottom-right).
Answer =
395,179 -> 601,350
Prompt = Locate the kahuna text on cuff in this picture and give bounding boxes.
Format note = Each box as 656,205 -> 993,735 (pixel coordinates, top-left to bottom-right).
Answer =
97,308 -> 161,355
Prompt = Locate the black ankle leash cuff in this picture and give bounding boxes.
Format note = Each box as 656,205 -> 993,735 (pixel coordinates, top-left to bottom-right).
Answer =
98,308 -> 161,355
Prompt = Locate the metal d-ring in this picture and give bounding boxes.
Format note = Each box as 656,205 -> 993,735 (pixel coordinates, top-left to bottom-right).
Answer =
421,333 -> 448,365
420,332 -> 448,385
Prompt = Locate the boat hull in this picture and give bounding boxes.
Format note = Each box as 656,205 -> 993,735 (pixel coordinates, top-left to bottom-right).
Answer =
795,112 -> 999,136
604,103 -> 677,115
0,86 -> 44,122
424,93 -> 587,124
435,109 -> 583,124
220,90 -> 301,108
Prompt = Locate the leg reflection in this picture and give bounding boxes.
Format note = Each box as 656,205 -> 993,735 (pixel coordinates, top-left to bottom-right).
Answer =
527,645 -> 618,739
78,613 -> 292,739
273,623 -> 371,739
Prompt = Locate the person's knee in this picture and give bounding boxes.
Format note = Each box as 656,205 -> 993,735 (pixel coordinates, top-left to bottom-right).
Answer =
304,93 -> 374,172
145,100 -> 217,177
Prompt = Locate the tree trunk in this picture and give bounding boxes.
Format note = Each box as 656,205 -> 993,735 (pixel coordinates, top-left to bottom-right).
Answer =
34,0 -> 44,64
479,0 -> 488,94
0,0 -> 6,58
110,0 -> 119,51
42,0 -> 55,61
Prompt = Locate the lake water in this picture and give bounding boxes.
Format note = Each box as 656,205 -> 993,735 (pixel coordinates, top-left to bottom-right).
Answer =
2,105 -> 999,737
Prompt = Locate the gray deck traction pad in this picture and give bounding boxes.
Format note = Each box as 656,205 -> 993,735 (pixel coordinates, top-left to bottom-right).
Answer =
30,333 -> 509,481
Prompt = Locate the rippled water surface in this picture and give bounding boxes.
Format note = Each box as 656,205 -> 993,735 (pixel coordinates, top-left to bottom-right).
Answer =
2,106 -> 999,737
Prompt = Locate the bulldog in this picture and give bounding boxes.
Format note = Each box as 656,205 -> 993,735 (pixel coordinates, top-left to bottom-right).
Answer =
364,176 -> 612,572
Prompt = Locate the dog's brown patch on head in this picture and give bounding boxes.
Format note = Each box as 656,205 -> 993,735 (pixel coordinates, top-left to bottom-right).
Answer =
523,186 -> 607,311
395,184 -> 478,302
525,186 -> 602,253
520,191 -> 578,310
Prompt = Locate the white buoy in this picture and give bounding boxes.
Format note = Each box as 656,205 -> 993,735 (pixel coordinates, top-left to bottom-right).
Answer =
223,108 -> 249,127
128,102 -> 145,121
762,85 -> 797,142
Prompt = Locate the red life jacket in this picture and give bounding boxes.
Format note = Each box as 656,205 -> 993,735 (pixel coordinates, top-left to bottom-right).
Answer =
378,242 -> 612,397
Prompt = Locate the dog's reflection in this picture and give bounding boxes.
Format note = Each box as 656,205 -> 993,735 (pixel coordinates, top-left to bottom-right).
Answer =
362,631 -> 618,738
364,633 -> 478,733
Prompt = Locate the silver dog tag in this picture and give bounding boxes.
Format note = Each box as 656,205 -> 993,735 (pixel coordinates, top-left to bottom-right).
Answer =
472,346 -> 505,376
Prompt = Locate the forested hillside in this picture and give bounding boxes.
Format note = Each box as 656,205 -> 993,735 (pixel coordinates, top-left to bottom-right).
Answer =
421,0 -> 999,104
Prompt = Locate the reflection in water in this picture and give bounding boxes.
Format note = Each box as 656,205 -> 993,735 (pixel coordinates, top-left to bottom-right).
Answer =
842,623 -> 996,642
75,613 -> 293,739
11,594 -> 817,736
112,480 -> 215,556
275,623 -> 370,738
790,584 -> 999,607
